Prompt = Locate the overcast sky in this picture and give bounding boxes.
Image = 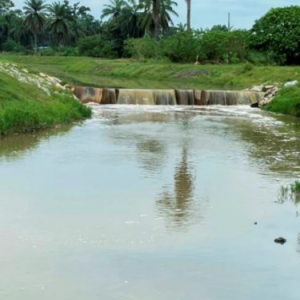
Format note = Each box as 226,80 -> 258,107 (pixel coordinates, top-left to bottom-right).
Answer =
13,0 -> 300,29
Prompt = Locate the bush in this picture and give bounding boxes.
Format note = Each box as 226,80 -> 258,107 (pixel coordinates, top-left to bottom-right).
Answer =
161,30 -> 202,63
2,38 -> 25,52
246,51 -> 275,65
124,37 -> 162,60
251,6 -> 300,65
40,48 -> 56,56
78,35 -> 117,58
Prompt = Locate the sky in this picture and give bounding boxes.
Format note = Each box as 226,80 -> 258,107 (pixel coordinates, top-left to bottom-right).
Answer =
13,0 -> 300,29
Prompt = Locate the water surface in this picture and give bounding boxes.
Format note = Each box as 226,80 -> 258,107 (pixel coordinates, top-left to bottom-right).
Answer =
0,105 -> 299,300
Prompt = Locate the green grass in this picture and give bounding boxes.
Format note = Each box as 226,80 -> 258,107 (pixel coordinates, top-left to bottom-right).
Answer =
2,55 -> 300,89
0,71 -> 91,136
264,86 -> 300,117
2,55 -> 300,119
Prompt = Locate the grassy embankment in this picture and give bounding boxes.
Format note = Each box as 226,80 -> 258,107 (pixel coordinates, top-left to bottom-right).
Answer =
2,55 -> 300,117
264,86 -> 300,117
0,70 -> 91,136
2,55 -> 300,89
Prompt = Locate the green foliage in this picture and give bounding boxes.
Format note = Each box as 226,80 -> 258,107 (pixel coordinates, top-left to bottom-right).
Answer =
78,35 -> 117,58
0,0 -> 14,16
0,71 -> 91,136
124,29 -> 251,64
2,38 -> 24,52
23,0 -> 47,52
264,86 -> 300,117
40,46 -> 78,56
240,62 -> 254,73
161,30 -> 201,62
124,37 -> 161,59
251,6 -> 300,65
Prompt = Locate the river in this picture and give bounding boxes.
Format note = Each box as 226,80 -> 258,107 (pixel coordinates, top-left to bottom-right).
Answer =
0,105 -> 299,300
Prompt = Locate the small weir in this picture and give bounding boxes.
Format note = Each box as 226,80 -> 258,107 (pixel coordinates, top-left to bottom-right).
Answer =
73,87 -> 264,106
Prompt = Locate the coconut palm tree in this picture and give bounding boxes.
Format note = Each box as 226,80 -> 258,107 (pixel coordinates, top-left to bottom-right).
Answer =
47,1 -> 72,47
23,0 -> 47,52
139,0 -> 178,39
101,0 -> 128,20
121,0 -> 144,38
185,0 -> 191,30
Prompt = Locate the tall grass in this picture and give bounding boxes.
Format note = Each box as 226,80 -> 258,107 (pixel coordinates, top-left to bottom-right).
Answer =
0,71 -> 91,136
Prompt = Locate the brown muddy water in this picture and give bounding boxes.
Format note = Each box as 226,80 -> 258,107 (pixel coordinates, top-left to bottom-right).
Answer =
0,105 -> 300,300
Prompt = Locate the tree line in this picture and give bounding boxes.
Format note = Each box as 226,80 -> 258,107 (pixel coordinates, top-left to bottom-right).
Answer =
1,0 -> 300,65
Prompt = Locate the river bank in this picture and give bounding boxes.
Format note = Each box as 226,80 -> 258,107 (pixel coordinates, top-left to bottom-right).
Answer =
1,55 -> 300,119
2,55 -> 300,90
0,62 -> 91,136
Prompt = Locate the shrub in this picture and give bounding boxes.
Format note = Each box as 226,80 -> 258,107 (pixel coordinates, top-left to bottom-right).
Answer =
161,30 -> 202,63
2,38 -> 25,52
78,35 -> 117,58
124,37 -> 162,60
251,6 -> 300,65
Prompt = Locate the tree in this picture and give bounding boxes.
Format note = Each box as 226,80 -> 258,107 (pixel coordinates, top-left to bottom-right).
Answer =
251,6 -> 300,65
47,1 -> 72,46
121,0 -> 144,38
185,0 -> 190,30
101,0 -> 128,20
23,0 -> 47,52
139,0 -> 178,39
0,0 -> 14,16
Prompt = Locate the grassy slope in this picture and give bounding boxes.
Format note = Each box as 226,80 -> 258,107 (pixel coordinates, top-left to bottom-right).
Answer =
265,86 -> 300,117
2,55 -> 300,89
2,55 -> 300,118
0,70 -> 91,136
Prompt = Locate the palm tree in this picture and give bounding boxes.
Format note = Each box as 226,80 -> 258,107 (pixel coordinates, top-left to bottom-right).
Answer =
185,0 -> 191,30
23,0 -> 47,52
177,22 -> 187,32
139,0 -> 178,39
121,0 -> 144,38
47,1 -> 72,47
101,0 -> 128,20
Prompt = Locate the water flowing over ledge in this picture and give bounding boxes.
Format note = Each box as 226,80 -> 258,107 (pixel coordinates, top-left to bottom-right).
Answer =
72,86 -> 264,106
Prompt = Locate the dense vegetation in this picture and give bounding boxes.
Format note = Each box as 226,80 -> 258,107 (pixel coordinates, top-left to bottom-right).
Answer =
0,67 -> 91,136
1,1 -> 300,65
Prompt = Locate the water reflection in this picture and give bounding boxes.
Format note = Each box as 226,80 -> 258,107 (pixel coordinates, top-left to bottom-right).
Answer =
136,139 -> 167,174
0,126 -> 72,161
156,146 -> 196,230
232,114 -> 300,175
276,184 -> 300,207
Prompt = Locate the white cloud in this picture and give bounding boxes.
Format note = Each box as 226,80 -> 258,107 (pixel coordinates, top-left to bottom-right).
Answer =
13,0 -> 300,29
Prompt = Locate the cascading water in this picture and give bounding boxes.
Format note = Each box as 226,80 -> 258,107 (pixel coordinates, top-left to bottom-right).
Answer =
117,90 -> 155,105
195,90 -> 264,105
72,87 -> 264,106
175,90 -> 195,105
154,90 -> 177,105
102,89 -> 117,104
